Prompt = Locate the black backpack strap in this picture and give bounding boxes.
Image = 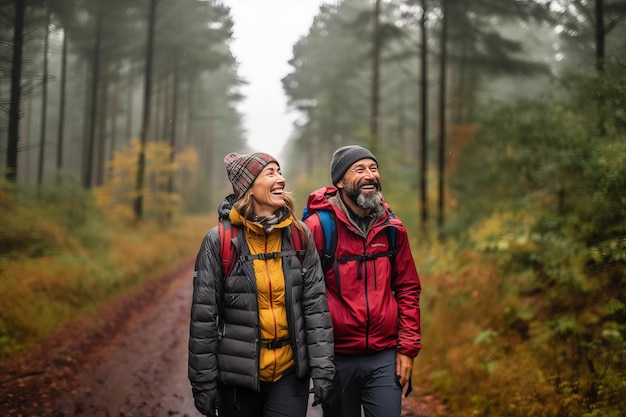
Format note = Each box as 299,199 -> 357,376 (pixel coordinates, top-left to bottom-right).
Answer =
239,225 -> 305,264
239,249 -> 300,262
384,210 -> 398,272
334,210 -> 399,279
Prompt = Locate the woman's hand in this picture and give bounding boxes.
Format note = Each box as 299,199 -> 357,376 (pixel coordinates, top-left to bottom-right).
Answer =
312,377 -> 334,406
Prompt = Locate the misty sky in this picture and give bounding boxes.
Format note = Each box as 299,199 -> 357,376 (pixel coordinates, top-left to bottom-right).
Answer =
220,0 -> 328,156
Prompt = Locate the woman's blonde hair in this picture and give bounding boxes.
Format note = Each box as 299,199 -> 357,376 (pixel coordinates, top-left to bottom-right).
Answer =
233,191 -> 308,247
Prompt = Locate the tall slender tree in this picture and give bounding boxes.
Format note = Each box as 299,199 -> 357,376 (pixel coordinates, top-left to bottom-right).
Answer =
6,0 -> 26,183
56,23 -> 68,182
166,66 -> 178,221
84,11 -> 102,188
595,0 -> 605,73
134,0 -> 157,220
37,8 -> 51,188
370,0 -> 381,153
419,0 -> 429,231
553,0 -> 626,134
125,64 -> 134,142
437,0 -> 448,228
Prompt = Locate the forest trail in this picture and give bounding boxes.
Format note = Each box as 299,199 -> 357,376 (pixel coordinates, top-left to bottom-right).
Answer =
0,258 -> 438,417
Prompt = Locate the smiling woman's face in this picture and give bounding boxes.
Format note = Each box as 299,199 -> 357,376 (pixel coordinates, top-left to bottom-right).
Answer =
250,162 -> 286,217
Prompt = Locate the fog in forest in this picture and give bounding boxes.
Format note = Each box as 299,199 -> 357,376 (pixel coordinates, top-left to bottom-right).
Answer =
1,1 -> 625,416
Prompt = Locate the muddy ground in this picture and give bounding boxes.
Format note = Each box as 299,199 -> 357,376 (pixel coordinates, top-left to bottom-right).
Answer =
0,258 -> 440,417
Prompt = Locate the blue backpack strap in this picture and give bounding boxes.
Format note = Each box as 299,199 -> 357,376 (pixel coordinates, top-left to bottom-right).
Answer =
304,208 -> 396,276
317,210 -> 337,275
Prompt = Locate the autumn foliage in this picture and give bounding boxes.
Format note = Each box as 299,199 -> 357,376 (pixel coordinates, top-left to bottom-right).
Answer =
94,138 -> 199,223
413,70 -> 626,417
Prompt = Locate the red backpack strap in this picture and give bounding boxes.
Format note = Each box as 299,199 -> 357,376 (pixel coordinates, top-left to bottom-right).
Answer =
219,220 -> 238,277
288,224 -> 306,263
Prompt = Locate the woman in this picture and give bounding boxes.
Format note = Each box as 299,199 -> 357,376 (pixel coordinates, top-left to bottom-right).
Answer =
188,152 -> 335,417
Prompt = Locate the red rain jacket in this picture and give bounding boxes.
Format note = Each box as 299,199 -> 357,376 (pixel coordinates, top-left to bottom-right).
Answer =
304,187 -> 421,357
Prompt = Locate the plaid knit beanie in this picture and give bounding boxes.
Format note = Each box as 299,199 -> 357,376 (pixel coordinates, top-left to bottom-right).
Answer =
330,145 -> 377,185
224,152 -> 279,199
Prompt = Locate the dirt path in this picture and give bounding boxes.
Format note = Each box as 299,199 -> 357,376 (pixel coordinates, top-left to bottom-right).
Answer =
0,258 -> 439,417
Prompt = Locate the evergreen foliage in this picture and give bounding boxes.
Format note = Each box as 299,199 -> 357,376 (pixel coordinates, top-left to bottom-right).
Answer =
427,69 -> 626,416
0,0 -> 244,195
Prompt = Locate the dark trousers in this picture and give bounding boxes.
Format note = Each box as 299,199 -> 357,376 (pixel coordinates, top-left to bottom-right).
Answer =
323,348 -> 402,417
218,369 -> 310,417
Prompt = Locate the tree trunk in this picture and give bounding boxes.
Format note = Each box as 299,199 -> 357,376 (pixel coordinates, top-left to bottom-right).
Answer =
437,0 -> 448,229
167,66 -> 179,221
154,76 -> 162,141
38,10 -> 51,188
134,0 -> 157,221
396,76 -> 406,154
56,26 -> 68,183
306,110 -> 315,177
84,13 -> 103,189
595,0 -> 605,74
81,64 -> 91,184
96,61 -> 109,186
419,0 -> 429,231
186,81 -> 195,148
21,83 -> 33,183
6,0 -> 26,184
595,0 -> 606,137
162,73 -> 170,141
206,102 -> 215,207
108,67 -> 120,180
126,64 -> 134,142
369,0 -> 381,153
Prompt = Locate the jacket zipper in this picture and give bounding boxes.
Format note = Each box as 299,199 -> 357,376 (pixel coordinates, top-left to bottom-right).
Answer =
283,234 -> 298,376
262,234 -> 279,379
363,239 -> 370,354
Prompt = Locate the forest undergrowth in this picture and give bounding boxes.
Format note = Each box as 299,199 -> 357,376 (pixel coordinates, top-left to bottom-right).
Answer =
0,178 -> 212,358
394,69 -> 626,417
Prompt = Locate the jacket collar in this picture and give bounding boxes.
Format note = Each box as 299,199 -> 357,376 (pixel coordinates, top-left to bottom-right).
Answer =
230,207 -> 293,237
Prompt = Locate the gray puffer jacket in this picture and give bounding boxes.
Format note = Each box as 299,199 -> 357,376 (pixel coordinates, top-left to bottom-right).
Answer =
188,196 -> 335,416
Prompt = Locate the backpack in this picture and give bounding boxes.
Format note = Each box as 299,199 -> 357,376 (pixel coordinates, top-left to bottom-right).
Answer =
301,208 -> 397,275
218,219 -> 306,277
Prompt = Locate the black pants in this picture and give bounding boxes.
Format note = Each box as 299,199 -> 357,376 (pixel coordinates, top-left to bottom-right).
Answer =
218,370 -> 310,417
323,349 -> 402,417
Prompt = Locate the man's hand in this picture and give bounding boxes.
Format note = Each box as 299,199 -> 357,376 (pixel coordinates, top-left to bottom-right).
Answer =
396,352 -> 414,387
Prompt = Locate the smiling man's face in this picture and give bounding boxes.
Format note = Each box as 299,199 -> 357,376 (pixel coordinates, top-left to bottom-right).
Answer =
339,159 -> 382,210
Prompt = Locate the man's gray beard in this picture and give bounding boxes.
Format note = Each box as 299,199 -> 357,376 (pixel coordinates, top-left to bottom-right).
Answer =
345,181 -> 383,210
357,191 -> 383,210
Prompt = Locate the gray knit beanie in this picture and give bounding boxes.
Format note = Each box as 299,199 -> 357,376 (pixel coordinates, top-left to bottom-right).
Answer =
330,145 -> 378,185
224,152 -> 279,199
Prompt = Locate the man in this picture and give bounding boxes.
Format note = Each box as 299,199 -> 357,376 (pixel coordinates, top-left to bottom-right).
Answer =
303,145 -> 421,417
